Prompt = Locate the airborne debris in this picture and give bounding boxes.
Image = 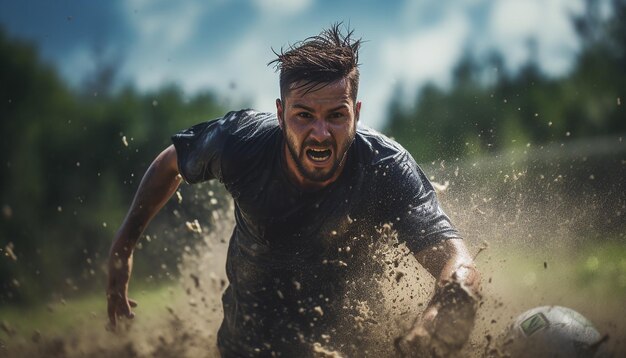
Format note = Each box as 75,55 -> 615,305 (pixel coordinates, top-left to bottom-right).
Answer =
4,242 -> 17,261
31,330 -> 41,343
431,180 -> 450,194
312,342 -> 343,357
473,241 -> 489,260
2,204 -> 12,219
185,219 -> 202,234
122,136 -> 129,147
1,321 -> 16,337
189,273 -> 200,288
313,306 -> 324,316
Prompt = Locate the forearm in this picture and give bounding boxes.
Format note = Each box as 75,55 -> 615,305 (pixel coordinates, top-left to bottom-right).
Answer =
424,261 -> 480,325
430,244 -> 480,305
419,238 -> 481,300
109,145 -> 181,261
400,239 -> 481,355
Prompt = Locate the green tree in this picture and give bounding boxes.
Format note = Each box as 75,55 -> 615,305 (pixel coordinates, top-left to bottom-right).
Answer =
0,29 -> 226,304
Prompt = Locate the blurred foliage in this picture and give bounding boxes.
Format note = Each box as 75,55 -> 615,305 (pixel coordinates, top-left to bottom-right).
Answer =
384,0 -> 626,163
0,29 -> 226,304
575,242 -> 626,295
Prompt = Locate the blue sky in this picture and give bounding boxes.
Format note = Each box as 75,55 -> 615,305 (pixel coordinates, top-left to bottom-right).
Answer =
0,0 -> 609,129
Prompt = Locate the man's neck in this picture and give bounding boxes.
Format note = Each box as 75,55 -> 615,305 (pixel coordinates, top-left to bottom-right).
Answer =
282,143 -> 347,191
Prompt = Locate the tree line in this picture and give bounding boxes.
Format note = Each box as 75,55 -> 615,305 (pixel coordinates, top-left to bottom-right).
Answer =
384,0 -> 625,163
0,28 -> 227,304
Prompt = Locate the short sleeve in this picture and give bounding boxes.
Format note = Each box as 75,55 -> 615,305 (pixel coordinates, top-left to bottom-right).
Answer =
171,118 -> 228,184
379,152 -> 461,253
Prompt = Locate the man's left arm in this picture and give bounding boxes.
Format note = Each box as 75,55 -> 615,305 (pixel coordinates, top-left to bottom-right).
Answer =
396,238 -> 481,356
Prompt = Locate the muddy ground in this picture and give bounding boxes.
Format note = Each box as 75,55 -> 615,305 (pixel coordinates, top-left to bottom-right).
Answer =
1,141 -> 625,357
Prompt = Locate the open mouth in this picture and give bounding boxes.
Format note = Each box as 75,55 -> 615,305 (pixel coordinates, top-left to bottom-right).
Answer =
306,148 -> 332,162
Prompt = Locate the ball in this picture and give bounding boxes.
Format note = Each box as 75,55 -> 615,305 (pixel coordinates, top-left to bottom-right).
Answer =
498,306 -> 609,358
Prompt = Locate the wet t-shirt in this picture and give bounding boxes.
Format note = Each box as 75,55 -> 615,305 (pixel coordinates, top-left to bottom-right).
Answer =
172,109 -> 461,357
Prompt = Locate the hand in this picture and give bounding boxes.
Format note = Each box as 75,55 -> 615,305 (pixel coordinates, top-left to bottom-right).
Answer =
394,315 -> 432,357
107,255 -> 138,330
395,279 -> 479,357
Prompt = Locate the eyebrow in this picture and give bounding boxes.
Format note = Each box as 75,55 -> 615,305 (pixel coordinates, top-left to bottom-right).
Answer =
291,103 -> 350,113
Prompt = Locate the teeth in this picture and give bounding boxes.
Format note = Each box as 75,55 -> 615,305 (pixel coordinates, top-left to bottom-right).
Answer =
307,148 -> 331,162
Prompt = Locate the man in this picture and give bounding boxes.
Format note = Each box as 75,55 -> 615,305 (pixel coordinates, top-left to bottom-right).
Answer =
107,24 -> 480,357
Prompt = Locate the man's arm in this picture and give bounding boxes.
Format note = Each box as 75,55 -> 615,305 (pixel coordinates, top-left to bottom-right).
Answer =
107,145 -> 182,328
396,238 -> 481,356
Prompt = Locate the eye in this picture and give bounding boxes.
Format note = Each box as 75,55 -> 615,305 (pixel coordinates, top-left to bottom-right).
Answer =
297,112 -> 313,119
329,112 -> 346,121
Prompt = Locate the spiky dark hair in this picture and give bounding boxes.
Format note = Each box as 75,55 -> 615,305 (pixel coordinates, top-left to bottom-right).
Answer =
269,23 -> 362,103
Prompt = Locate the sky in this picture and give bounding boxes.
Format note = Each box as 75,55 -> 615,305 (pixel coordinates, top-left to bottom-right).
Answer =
0,0 -> 607,129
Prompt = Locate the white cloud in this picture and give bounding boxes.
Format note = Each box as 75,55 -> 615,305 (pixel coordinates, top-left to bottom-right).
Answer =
373,11 -> 470,118
119,0 -> 236,101
123,21 -> 281,115
251,0 -> 313,16
487,0 -> 584,76
59,47 -> 96,88
124,0 -> 214,50
179,32 -> 279,112
116,0 -> 586,131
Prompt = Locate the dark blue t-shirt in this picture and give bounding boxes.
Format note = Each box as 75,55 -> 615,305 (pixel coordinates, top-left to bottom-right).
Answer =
172,109 -> 460,357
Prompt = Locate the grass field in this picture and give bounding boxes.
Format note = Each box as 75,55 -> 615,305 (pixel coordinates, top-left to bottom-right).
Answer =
1,144 -> 623,357
0,284 -> 187,357
0,240 -> 623,357
470,241 -> 626,355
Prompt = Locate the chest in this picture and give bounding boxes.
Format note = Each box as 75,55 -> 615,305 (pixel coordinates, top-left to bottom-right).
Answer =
230,163 -> 379,254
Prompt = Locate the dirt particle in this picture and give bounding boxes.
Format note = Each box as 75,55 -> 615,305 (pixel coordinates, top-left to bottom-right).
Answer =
312,342 -> 343,357
185,220 -> 202,234
314,306 -> 324,316
31,330 -> 41,343
189,273 -> 200,288
4,242 -> 17,261
1,321 -> 15,337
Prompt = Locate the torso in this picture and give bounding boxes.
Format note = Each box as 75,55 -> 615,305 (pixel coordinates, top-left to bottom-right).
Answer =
172,110 -> 459,356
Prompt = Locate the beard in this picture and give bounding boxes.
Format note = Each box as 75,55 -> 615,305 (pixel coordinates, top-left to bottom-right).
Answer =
284,127 -> 355,183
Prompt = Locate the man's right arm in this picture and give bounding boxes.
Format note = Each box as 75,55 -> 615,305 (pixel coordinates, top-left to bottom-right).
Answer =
107,145 -> 182,328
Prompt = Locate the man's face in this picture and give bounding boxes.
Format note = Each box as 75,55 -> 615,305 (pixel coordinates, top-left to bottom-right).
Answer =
277,78 -> 361,189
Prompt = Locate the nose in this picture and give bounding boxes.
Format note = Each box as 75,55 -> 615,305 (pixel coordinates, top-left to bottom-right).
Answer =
309,118 -> 331,143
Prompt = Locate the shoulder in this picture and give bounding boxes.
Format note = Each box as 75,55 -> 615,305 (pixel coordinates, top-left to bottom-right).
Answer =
354,124 -> 411,167
217,109 -> 279,139
219,109 -> 281,155
218,110 -> 281,181
353,124 -> 432,192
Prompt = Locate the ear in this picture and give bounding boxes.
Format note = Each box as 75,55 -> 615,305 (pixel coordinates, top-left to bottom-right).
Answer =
276,98 -> 284,130
355,101 -> 362,122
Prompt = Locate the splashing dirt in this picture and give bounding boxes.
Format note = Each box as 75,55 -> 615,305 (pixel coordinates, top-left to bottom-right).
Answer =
2,140 -> 625,357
